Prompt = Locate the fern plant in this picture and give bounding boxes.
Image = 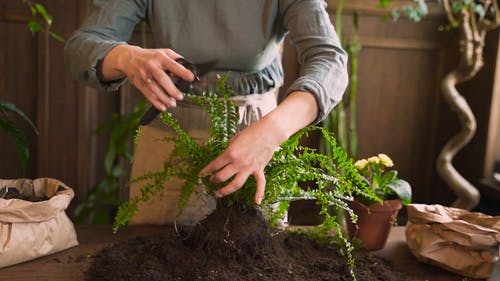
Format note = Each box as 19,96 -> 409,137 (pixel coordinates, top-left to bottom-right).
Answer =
113,77 -> 379,279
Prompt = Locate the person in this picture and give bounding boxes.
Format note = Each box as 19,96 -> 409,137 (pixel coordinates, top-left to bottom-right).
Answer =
64,0 -> 348,225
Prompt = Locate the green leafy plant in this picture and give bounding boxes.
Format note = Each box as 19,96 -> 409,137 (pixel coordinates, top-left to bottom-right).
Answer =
74,100 -> 148,224
389,0 -> 490,29
75,22 -> 149,224
354,153 -> 412,205
389,0 -> 429,22
24,0 -> 65,42
0,100 -> 38,174
322,0 -> 361,159
112,77 -> 379,280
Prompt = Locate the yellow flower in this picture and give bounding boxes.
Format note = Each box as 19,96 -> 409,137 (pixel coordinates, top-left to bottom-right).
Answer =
378,153 -> 394,167
354,159 -> 368,170
367,156 -> 380,164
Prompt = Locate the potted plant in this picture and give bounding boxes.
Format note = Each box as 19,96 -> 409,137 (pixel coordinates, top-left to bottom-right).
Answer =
345,153 -> 412,250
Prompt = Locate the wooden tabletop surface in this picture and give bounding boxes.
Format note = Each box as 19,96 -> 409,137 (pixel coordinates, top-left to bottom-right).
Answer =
0,225 -> 482,281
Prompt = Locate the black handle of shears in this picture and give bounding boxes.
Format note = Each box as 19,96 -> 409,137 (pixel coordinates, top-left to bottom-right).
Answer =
139,107 -> 161,126
139,58 -> 197,126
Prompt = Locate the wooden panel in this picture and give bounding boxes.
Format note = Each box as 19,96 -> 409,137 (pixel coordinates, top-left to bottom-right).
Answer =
327,0 -> 445,19
0,1 -> 38,178
327,1 -> 452,203
45,0 -> 119,213
325,0 -> 499,206
0,0 -> 119,214
356,47 -> 441,202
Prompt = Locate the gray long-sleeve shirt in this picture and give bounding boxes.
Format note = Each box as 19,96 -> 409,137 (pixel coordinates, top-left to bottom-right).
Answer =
64,0 -> 348,123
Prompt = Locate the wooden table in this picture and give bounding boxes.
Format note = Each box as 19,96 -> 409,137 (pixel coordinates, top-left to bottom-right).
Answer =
0,225 -> 482,281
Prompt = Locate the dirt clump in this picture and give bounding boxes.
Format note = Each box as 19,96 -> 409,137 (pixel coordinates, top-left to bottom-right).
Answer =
0,186 -> 49,202
87,205 -> 410,281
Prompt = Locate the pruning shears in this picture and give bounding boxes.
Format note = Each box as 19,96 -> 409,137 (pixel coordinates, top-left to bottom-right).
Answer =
139,58 -> 219,126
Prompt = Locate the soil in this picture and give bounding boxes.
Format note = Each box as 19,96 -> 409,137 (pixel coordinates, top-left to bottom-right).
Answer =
87,205 -> 410,281
0,187 -> 49,202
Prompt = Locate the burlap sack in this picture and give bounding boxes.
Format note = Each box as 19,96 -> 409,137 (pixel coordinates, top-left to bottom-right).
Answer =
0,178 -> 79,268
405,204 -> 500,279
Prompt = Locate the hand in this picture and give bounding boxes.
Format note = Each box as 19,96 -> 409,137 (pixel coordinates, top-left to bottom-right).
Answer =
102,45 -> 195,112
199,118 -> 282,205
199,91 -> 319,205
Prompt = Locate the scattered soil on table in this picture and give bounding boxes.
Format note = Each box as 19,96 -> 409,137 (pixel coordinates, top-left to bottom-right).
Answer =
87,205 -> 410,281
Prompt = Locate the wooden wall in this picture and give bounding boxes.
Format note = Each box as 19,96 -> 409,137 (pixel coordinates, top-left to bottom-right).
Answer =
0,0 -> 117,214
321,0 -> 500,205
336,0 -> 453,204
1,0 -> 498,216
0,1 -> 39,179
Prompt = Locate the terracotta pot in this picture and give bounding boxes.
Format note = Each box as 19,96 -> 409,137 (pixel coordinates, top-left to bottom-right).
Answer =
345,199 -> 402,251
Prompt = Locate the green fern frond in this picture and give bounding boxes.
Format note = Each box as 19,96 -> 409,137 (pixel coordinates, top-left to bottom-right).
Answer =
177,177 -> 198,211
113,198 -> 139,233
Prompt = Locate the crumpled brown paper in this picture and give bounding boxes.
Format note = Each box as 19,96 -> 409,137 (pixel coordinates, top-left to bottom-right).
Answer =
0,178 -> 79,268
405,204 -> 500,279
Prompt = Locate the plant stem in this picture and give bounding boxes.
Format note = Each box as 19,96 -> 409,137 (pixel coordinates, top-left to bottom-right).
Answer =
348,12 -> 360,159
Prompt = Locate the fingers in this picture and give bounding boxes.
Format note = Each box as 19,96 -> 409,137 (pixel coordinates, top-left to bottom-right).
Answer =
254,171 -> 266,205
150,66 -> 183,101
133,72 -> 172,111
211,170 -> 266,205
199,157 -> 230,177
208,164 -> 237,184
146,78 -> 178,108
204,163 -> 266,205
160,49 -> 195,82
213,172 -> 248,198
130,48 -> 196,111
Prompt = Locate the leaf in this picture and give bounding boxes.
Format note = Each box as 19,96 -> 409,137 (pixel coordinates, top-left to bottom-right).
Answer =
379,170 -> 397,186
379,0 -> 391,8
473,4 -> 486,18
0,118 -> 29,174
28,21 -> 41,34
30,5 -> 37,16
391,9 -> 400,21
49,31 -> 66,43
34,3 -> 53,26
386,179 -> 412,205
0,100 -> 38,134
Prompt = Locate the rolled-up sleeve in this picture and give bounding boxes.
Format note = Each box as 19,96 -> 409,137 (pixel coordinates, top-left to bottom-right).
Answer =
280,0 -> 348,124
64,0 -> 148,91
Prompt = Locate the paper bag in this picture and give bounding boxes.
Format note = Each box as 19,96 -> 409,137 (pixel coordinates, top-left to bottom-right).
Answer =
405,204 -> 500,279
0,178 -> 79,268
